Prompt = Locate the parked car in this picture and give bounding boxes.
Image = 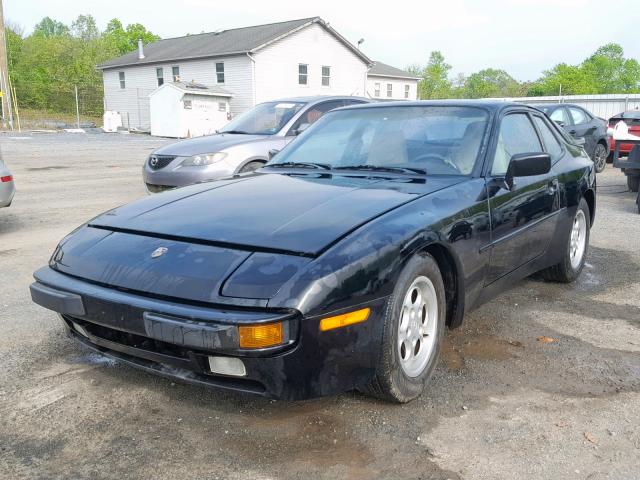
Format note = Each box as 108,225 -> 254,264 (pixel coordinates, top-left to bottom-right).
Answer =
31,101 -> 595,402
533,103 -> 609,172
143,95 -> 370,193
608,110 -> 640,192
0,153 -> 15,208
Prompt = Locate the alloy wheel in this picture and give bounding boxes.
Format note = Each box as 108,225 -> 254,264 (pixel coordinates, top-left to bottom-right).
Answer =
397,276 -> 438,377
593,144 -> 607,172
569,209 -> 587,270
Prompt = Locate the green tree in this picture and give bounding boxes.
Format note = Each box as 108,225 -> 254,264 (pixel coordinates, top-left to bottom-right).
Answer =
103,18 -> 160,55
462,68 -> 521,98
71,14 -> 99,41
412,51 -> 453,99
33,17 -> 69,38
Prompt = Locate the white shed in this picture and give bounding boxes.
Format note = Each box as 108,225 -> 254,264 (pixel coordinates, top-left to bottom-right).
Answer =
149,81 -> 233,138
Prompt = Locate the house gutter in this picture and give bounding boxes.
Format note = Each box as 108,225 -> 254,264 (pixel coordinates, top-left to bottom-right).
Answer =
247,52 -> 257,106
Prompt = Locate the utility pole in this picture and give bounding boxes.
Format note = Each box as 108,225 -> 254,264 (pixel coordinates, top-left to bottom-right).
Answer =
0,0 -> 14,129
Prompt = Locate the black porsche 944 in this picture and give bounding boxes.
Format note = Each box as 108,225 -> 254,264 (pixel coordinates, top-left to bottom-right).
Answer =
31,101 -> 596,402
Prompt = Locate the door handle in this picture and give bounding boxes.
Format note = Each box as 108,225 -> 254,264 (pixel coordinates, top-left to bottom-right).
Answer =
547,179 -> 558,195
569,130 -> 577,135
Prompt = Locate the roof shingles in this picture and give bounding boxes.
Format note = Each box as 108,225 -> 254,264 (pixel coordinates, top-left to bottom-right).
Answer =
369,61 -> 419,79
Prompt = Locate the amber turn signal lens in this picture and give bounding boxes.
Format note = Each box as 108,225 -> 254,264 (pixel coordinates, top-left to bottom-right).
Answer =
239,322 -> 284,349
319,308 -> 370,332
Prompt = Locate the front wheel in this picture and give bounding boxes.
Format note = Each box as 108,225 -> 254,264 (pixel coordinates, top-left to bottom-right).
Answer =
593,143 -> 607,173
541,198 -> 590,283
363,253 -> 446,403
239,160 -> 265,174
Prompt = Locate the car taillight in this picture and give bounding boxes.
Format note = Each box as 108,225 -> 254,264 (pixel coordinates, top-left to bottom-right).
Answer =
0,175 -> 12,183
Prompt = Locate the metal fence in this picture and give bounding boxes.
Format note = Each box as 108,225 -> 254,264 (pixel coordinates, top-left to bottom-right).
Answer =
491,94 -> 640,120
5,81 -> 104,131
103,87 -> 155,132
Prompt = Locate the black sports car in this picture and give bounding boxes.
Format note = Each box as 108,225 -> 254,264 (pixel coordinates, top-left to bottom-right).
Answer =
30,101 -> 596,402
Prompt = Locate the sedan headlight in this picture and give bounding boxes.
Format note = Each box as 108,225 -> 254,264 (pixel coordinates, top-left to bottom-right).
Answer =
180,152 -> 228,166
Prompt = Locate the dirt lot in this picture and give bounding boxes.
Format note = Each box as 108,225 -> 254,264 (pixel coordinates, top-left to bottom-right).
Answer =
1,131 -> 639,480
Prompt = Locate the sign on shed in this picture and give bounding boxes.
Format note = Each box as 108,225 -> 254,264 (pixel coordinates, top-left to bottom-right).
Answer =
149,81 -> 233,138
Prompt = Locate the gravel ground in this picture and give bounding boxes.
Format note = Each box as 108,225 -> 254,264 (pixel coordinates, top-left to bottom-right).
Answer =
0,131 -> 639,480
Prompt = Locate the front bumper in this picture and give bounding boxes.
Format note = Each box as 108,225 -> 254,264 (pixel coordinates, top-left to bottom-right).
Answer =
30,267 -> 385,400
142,157 -> 236,191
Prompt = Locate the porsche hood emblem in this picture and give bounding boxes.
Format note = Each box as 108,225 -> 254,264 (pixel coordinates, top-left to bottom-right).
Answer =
151,247 -> 168,258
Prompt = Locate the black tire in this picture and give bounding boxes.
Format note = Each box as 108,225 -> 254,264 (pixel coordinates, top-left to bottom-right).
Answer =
541,198 -> 590,283
627,175 -> 640,193
593,143 -> 607,173
363,253 -> 446,403
239,160 -> 265,173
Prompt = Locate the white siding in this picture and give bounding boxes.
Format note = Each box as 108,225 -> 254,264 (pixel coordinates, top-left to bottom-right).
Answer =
366,75 -> 418,101
103,55 -> 252,130
252,23 -> 368,103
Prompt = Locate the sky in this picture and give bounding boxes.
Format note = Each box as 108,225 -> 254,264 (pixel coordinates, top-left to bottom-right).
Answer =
5,0 -> 640,81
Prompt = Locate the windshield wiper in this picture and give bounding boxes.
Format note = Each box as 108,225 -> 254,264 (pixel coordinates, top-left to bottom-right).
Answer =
220,130 -> 249,135
333,165 -> 427,175
268,161 -> 331,170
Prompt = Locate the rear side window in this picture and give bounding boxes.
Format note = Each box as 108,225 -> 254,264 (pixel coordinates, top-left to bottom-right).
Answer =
288,100 -> 345,134
533,116 -> 563,161
491,113 -> 542,176
569,107 -> 588,125
549,107 -> 570,125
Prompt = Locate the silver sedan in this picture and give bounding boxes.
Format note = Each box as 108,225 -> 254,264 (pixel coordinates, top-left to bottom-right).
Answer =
0,156 -> 15,208
143,96 -> 369,193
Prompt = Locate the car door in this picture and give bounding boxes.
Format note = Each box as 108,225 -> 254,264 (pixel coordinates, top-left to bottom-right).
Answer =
485,111 -> 560,284
568,107 -> 596,157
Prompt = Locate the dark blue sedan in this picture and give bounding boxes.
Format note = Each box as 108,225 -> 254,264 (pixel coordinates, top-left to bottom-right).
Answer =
30,101 -> 596,402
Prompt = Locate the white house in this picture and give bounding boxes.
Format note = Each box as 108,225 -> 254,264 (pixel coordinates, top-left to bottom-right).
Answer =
366,61 -> 420,101
98,17 -> 372,131
149,81 -> 232,138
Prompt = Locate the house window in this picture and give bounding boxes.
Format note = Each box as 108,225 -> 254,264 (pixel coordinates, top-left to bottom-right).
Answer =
298,64 -> 308,85
172,66 -> 180,82
218,102 -> 227,112
216,62 -> 225,83
321,66 -> 331,87
387,84 -> 393,97
404,84 -> 410,99
374,82 -> 380,97
156,68 -> 164,87
119,71 -> 125,89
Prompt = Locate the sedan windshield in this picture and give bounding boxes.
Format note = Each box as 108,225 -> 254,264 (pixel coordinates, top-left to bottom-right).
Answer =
219,101 -> 306,135
268,106 -> 489,175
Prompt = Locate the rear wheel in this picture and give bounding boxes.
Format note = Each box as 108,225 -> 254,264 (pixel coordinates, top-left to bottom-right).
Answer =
239,160 -> 265,174
541,198 -> 590,283
593,143 -> 607,173
627,175 -> 640,193
364,253 -> 446,403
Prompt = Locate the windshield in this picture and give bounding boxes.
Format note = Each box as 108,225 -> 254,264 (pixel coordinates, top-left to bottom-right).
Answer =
220,101 -> 306,135
269,106 -> 489,175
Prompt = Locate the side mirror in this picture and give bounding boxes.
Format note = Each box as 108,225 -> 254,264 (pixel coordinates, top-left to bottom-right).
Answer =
505,152 -> 551,189
294,123 -> 311,136
574,136 -> 586,146
268,149 -> 280,160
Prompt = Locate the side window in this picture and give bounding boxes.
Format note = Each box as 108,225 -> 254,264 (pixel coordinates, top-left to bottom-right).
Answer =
156,68 -> 164,87
298,64 -> 308,85
288,101 -> 345,135
533,115 -> 563,161
491,113 -> 542,176
118,71 -> 125,89
172,66 -> 180,82
216,62 -> 225,83
569,107 -> 588,125
549,107 -> 570,125
374,83 -> 380,97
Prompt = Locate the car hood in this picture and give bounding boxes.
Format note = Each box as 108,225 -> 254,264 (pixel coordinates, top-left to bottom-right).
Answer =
153,133 -> 271,156
89,173 -> 463,255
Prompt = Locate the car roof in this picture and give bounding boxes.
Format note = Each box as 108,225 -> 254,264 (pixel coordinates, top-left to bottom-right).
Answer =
337,99 -> 534,113
268,95 -> 370,104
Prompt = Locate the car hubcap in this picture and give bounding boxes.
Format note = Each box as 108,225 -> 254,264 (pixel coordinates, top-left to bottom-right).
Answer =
569,210 -> 587,269
397,276 -> 438,377
594,145 -> 606,169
